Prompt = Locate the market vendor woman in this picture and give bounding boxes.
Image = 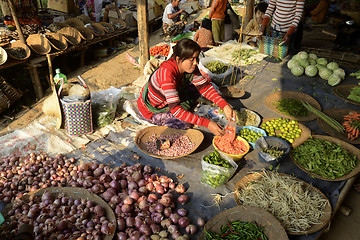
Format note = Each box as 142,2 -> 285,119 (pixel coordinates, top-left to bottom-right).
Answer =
137,39 -> 236,136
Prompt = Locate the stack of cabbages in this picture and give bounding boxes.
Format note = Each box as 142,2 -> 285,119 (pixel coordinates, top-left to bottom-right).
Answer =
287,51 -> 346,86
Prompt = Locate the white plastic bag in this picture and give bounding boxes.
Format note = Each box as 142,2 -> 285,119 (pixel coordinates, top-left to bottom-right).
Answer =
198,57 -> 234,85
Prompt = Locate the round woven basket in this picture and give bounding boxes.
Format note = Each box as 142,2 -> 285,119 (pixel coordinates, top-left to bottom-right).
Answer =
75,26 -> 94,40
58,27 -> 82,45
64,17 -> 85,28
47,22 -> 70,32
88,23 -> 106,36
0,46 -> 8,65
26,34 -> 51,55
110,18 -> 127,29
100,22 -> 115,32
5,40 -> 31,60
45,32 -> 68,51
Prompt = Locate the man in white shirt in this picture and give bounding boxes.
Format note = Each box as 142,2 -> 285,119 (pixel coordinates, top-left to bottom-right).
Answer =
162,0 -> 187,41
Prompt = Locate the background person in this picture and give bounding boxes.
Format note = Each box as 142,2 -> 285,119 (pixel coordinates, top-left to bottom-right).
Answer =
208,0 -> 228,43
310,0 -> 330,24
162,0 -> 187,41
137,39 -> 236,136
193,18 -> 214,51
244,2 -> 268,46
260,0 -> 305,50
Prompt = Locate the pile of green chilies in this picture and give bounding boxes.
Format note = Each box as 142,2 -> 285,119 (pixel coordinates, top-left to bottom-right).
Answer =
205,220 -> 268,240
302,101 -> 344,132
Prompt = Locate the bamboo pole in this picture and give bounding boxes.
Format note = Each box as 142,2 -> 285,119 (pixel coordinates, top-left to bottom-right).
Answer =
136,0 -> 149,68
243,0 -> 254,28
7,0 -> 26,44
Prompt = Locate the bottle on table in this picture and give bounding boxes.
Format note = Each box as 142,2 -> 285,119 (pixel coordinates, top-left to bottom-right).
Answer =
53,68 -> 67,90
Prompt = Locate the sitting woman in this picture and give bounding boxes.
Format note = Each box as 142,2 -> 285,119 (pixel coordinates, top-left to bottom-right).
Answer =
193,18 -> 214,52
162,0 -> 187,41
137,39 -> 236,136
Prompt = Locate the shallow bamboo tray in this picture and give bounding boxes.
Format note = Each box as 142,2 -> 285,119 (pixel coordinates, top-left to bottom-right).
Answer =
260,117 -> 311,147
135,126 -> 204,159
3,187 -> 116,240
290,135 -> 360,181
26,34 -> 51,55
100,22 -> 115,33
199,205 -> 288,240
6,40 -> 31,60
58,27 -> 82,45
234,172 -> 332,235
333,84 -> 360,106
265,91 -> 321,121
45,32 -> 68,51
317,108 -> 360,144
75,26 -> 94,40
219,85 -> 245,98
0,46 -> 7,65
64,17 -> 85,28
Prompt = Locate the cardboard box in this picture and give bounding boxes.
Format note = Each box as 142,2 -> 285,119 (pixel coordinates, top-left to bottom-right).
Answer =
47,0 -> 76,13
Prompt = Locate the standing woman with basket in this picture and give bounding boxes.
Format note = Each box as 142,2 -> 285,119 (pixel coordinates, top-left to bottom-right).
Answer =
259,0 -> 305,51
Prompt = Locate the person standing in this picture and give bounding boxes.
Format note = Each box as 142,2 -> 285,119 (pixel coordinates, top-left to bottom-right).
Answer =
260,0 -> 305,49
208,0 -> 228,43
162,0 -> 187,41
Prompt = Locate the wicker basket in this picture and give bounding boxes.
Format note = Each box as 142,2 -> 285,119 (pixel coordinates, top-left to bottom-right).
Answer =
45,32 -> 68,51
5,40 -> 31,60
58,27 -> 82,45
64,17 -> 85,28
26,34 -> 51,55
75,26 -> 94,40
0,77 -> 22,102
0,46 -> 8,65
47,22 -> 70,32
100,22 -> 115,33
86,23 -> 105,36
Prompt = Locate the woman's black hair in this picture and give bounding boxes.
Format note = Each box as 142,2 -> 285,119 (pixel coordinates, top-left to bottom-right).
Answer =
255,2 -> 268,14
171,39 -> 201,61
202,18 -> 212,31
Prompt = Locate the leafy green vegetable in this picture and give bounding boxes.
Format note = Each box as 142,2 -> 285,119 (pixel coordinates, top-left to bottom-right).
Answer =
287,59 -> 299,69
348,87 -> 360,103
291,65 -> 304,76
203,150 -> 232,168
317,57 -> 328,66
305,65 -> 318,77
275,99 -> 309,117
232,49 -> 258,64
206,61 -> 229,74
319,68 -> 332,80
327,62 -> 339,71
292,138 -> 358,179
328,73 -> 342,86
350,70 -> 360,79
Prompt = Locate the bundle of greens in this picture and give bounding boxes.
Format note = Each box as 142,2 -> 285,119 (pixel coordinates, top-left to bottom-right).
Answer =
347,87 -> 360,103
275,99 -> 309,117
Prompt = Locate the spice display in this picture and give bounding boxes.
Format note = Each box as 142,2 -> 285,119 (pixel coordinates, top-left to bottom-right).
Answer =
275,98 -> 309,117
0,191 -> 114,240
7,47 -> 27,59
145,133 -> 195,157
149,45 -> 170,56
205,220 -> 268,240
239,128 -> 264,144
347,87 -> 360,103
236,109 -> 259,126
235,171 -> 329,233
292,138 -> 358,179
261,118 -> 302,144
206,61 -> 229,74
302,101 -> 344,133
343,112 -> 360,140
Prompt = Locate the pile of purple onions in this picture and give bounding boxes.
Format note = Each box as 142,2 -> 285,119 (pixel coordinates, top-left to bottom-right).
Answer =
0,153 -> 206,239
0,191 -> 114,240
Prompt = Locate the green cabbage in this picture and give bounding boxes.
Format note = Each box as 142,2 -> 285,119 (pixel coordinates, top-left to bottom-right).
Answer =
316,64 -> 326,71
319,68 -> 333,80
298,51 -> 308,60
317,58 -> 328,66
328,74 -> 342,86
305,65 -> 318,77
327,62 -> 339,71
309,53 -> 318,60
309,59 -> 316,65
291,54 -> 301,61
298,59 -> 310,68
333,68 -> 346,79
287,59 -> 299,69
291,65 -> 304,77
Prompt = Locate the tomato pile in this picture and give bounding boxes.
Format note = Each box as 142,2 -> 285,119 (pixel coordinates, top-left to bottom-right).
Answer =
150,44 -> 170,56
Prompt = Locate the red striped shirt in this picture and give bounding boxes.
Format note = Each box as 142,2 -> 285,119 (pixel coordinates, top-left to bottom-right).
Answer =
263,0 -> 305,35
137,58 -> 228,127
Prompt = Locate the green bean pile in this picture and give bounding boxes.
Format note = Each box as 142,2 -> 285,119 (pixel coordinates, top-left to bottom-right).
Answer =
205,220 -> 268,240
292,138 -> 358,179
259,147 -> 284,159
206,61 -> 229,74
275,99 -> 309,117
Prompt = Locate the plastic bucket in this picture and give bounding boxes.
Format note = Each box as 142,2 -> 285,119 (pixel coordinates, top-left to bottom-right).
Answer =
255,136 -> 290,167
213,136 -> 250,161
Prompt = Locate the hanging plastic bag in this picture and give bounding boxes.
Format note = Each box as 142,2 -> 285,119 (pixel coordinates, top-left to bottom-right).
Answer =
92,94 -> 116,128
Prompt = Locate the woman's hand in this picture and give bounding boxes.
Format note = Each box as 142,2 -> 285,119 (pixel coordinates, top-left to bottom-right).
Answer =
283,34 -> 291,44
208,121 -> 223,136
223,105 -> 236,121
